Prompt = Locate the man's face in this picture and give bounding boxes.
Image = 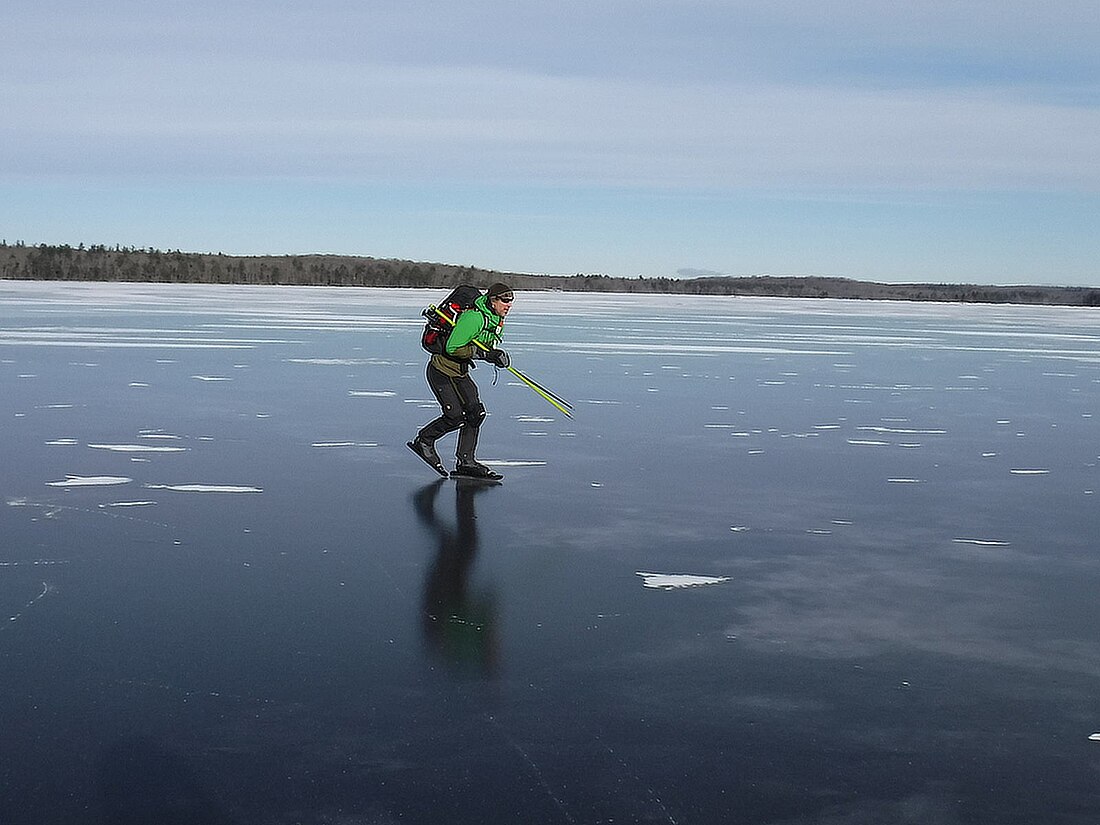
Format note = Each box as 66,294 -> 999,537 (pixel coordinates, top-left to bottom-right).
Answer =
491,294 -> 513,317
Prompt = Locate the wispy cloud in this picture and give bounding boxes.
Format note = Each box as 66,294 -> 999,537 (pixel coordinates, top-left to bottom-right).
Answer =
6,53 -> 1099,192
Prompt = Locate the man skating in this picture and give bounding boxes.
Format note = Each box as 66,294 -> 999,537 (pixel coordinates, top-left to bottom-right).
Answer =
407,283 -> 513,480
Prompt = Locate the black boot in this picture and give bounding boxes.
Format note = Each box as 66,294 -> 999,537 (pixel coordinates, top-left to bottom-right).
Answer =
452,459 -> 503,481
407,438 -> 448,477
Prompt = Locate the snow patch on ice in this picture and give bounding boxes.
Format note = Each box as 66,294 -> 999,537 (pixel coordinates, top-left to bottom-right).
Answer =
144,484 -> 262,493
636,571 -> 731,590
287,358 -> 389,365
348,390 -> 397,397
858,426 -> 946,435
191,375 -> 231,382
47,475 -> 132,487
952,538 -> 1010,547
88,444 -> 188,453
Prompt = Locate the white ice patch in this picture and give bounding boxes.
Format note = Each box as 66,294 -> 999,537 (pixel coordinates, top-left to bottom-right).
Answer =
636,571 -> 731,590
848,439 -> 890,446
87,444 -> 189,453
311,441 -> 379,448
286,358 -> 390,365
47,475 -> 132,487
858,426 -> 946,435
1010,469 -> 1051,475
144,484 -> 262,493
953,538 -> 1011,547
100,501 -> 157,508
1089,733 -> 1100,741
484,460 -> 547,467
45,439 -> 78,446
348,390 -> 397,397
191,375 -> 231,382
516,416 -> 555,423
887,478 -> 922,484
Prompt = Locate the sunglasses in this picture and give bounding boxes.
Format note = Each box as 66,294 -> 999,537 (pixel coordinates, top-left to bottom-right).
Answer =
494,295 -> 514,303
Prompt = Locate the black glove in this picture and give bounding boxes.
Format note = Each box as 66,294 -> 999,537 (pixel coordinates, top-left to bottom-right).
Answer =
486,348 -> 510,368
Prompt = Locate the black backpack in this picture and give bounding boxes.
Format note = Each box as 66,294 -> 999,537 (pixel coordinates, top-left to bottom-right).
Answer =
420,284 -> 483,355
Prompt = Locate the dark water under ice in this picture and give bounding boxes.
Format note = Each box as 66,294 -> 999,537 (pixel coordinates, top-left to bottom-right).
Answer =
2,282 -> 1099,824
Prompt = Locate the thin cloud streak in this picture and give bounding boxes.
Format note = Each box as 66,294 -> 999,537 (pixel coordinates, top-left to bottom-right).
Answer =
6,58 -> 1099,192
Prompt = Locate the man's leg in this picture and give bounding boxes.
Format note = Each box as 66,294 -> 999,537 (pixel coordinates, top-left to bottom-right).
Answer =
409,365 -> 465,475
452,375 -> 502,480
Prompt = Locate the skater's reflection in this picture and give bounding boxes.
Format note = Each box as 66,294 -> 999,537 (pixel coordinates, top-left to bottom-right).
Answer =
413,479 -> 500,677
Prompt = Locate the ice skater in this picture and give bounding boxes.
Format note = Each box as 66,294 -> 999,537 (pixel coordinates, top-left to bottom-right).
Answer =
407,282 -> 513,480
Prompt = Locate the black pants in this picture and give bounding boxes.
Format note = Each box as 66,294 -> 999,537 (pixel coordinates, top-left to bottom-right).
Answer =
416,363 -> 486,462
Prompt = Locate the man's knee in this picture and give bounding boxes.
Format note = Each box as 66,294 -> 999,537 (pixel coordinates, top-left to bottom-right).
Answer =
464,403 -> 486,427
440,401 -> 465,430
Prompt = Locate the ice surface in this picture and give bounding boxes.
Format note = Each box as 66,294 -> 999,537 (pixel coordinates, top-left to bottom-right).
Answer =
3,283 -> 1100,824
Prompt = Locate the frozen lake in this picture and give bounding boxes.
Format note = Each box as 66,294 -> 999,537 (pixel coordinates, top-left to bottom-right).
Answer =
2,280 -> 1099,824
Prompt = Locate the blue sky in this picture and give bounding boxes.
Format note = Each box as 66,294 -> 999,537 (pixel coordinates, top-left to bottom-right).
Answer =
3,0 -> 1099,286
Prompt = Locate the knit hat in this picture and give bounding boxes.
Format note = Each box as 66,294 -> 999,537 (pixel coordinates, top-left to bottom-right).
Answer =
486,282 -> 514,300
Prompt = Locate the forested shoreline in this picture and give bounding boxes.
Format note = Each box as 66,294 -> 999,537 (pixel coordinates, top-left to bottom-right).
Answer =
2,242 -> 1098,306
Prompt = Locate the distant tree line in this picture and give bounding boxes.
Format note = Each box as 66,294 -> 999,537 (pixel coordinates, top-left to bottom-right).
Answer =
2,242 -> 1098,307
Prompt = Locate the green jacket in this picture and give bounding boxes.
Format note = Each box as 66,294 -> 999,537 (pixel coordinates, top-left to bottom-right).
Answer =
430,294 -> 505,377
